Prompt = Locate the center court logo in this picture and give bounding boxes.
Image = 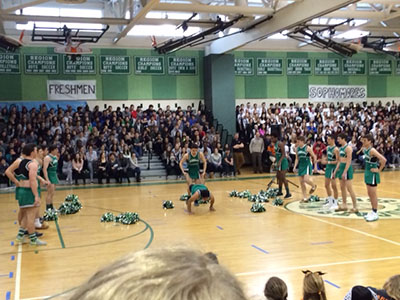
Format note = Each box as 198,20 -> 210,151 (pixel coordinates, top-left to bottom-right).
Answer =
285,197 -> 400,219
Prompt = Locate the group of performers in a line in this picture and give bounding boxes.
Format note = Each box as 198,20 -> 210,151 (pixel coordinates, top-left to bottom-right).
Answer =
179,132 -> 386,222
6,144 -> 59,246
6,133 -> 385,247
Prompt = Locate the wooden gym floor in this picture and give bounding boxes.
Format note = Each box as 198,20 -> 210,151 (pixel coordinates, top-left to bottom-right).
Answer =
1,170 -> 400,300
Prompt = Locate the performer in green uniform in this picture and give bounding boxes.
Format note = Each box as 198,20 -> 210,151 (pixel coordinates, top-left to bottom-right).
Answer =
271,134 -> 291,199
361,134 -> 387,222
43,145 -> 59,210
5,144 -> 46,246
293,136 -> 317,202
186,183 -> 215,214
333,133 -> 358,213
35,145 -> 50,229
179,144 -> 207,186
323,134 -> 339,210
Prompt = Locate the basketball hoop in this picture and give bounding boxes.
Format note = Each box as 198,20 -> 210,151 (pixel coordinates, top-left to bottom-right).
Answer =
54,44 -> 92,55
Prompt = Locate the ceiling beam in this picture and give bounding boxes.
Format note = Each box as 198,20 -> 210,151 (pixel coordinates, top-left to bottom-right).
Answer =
153,3 -> 274,16
359,0 -> 400,4
325,10 -> 385,19
206,0 -> 360,54
0,13 -> 130,25
113,0 -> 160,44
1,0 -> 51,14
382,9 -> 400,22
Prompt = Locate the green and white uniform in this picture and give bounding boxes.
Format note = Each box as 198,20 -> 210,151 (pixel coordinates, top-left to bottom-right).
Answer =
297,145 -> 313,176
275,142 -> 288,171
16,159 -> 37,208
47,154 -> 59,184
37,163 -> 42,197
14,157 -> 24,201
335,144 -> 353,180
190,184 -> 208,200
187,152 -> 200,180
325,145 -> 337,179
364,147 -> 380,185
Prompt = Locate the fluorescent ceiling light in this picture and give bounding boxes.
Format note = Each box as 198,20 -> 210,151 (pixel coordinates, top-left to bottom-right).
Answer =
128,24 -> 201,37
335,29 -> 369,39
16,21 -> 103,30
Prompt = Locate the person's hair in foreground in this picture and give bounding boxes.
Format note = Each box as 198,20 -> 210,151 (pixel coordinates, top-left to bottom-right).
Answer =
264,276 -> 288,300
302,270 -> 327,300
68,246 -> 247,300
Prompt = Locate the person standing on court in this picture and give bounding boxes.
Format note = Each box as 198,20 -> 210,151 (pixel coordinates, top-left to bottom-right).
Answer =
361,134 -> 387,222
179,143 -> 207,186
7,144 -> 46,246
249,132 -> 264,174
231,133 -> 245,175
43,145 -> 59,211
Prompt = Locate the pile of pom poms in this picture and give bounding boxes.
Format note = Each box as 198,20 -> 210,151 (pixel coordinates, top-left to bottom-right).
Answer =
43,208 -> 58,221
250,202 -> 266,213
100,212 -> 140,224
58,194 -> 82,215
179,194 -> 190,201
163,200 -> 174,209
229,188 -> 280,203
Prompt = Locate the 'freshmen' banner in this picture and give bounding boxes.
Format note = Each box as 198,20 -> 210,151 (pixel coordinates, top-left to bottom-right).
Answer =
309,85 -> 366,102
47,80 -> 96,100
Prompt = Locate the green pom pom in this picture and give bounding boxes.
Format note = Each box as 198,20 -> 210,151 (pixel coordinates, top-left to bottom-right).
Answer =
273,197 -> 284,206
308,195 -> 320,202
163,200 -> 174,209
265,188 -> 279,199
248,194 -> 258,202
58,194 -> 82,215
100,212 -> 115,222
180,194 -> 190,201
250,202 -> 266,213
197,199 -> 209,204
115,212 -> 139,225
229,190 -> 238,197
43,208 -> 58,221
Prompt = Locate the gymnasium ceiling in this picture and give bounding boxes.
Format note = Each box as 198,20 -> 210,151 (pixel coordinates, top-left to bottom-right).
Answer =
0,0 -> 399,53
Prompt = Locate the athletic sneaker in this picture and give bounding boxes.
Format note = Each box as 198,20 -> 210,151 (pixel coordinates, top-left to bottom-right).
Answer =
284,193 -> 292,199
364,211 -> 379,222
30,239 -> 47,246
15,236 -> 28,244
194,200 -> 199,206
24,231 -> 43,237
323,197 -> 332,209
330,201 -> 339,211
277,191 -> 283,196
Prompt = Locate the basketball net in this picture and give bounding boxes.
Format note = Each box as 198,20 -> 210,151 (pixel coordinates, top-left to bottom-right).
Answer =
54,43 -> 92,55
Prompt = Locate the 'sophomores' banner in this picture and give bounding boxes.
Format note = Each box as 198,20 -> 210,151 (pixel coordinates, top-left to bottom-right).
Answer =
309,85 -> 366,102
47,80 -> 96,100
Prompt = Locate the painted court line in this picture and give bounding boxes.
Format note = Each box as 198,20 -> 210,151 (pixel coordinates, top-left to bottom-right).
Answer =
251,245 -> 269,254
324,279 -> 340,289
6,291 -> 11,300
14,243 -> 22,300
20,297 -> 50,300
271,204 -> 400,248
235,254 -> 400,277
302,214 -> 400,247
311,241 -> 333,246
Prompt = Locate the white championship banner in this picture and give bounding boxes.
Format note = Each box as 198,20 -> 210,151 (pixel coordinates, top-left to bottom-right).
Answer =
309,84 -> 366,102
47,80 -> 96,100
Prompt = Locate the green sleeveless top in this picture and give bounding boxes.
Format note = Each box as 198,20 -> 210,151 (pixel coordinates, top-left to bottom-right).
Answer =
188,152 -> 200,172
339,144 -> 348,158
364,147 -> 378,171
297,145 -> 310,166
47,154 -> 58,173
275,142 -> 283,161
327,145 -> 336,163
